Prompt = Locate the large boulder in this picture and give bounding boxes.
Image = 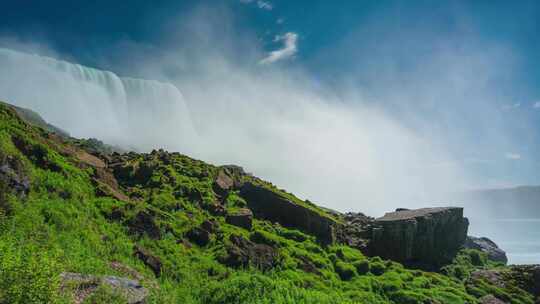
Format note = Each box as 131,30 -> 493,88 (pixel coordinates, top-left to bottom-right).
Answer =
369,207 -> 469,267
218,234 -> 278,271
226,208 -> 253,230
239,182 -> 337,244
465,236 -> 508,264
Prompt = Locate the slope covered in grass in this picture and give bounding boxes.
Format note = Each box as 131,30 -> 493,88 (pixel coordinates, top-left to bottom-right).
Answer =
0,102 -> 535,304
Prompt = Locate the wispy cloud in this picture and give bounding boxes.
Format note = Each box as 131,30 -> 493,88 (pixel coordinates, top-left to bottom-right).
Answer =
276,18 -> 285,25
505,152 -> 521,160
533,101 -> 540,109
257,0 -> 273,10
259,32 -> 298,64
239,0 -> 272,10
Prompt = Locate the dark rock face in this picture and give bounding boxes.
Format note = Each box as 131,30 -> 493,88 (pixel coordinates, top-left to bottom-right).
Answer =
369,207 -> 469,267
239,182 -> 337,244
218,235 -> 278,271
226,208 -> 253,231
128,211 -> 161,240
186,227 -> 211,246
465,236 -> 508,264
60,272 -> 148,304
134,245 -> 162,277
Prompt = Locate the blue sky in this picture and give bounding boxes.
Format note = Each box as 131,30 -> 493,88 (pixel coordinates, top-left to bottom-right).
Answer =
2,0 -> 540,193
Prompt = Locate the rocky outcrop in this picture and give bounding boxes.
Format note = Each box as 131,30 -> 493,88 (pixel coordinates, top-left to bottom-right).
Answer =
239,182 -> 337,244
465,236 -> 508,264
134,245 -> 162,278
507,265 -> 540,297
218,234 -> 278,271
186,220 -> 219,246
60,272 -> 148,304
337,212 -> 374,253
369,207 -> 469,267
226,208 -> 253,230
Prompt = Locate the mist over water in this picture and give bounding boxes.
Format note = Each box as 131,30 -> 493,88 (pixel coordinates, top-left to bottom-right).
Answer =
0,48 -> 196,152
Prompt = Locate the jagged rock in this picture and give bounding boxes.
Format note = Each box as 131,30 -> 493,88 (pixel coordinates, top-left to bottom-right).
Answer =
205,202 -> 227,216
226,208 -> 253,230
200,219 -> 219,233
369,207 -> 469,267
213,169 -> 235,197
134,245 -> 162,277
508,265 -> 540,296
479,295 -> 507,304
470,269 -> 505,288
337,212 -> 374,253
465,236 -> 508,264
60,272 -> 148,304
128,211 -> 161,239
186,227 -> 211,246
239,182 -> 337,244
218,235 -> 278,271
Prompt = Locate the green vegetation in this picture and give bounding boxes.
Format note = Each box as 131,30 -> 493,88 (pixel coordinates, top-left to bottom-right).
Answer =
0,102 -> 535,303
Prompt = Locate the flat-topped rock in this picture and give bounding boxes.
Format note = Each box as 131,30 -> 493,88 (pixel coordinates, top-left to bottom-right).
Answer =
376,207 -> 460,222
369,207 -> 468,268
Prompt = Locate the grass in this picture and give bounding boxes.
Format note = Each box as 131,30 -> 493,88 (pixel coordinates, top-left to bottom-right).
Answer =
0,102 -> 535,303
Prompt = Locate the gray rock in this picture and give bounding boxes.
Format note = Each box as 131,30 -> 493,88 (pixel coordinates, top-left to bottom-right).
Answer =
368,207 -> 469,267
60,272 -> 149,304
465,236 -> 508,264
239,182 -> 337,244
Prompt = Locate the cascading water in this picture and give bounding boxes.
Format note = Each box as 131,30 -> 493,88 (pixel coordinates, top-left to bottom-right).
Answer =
0,48 -> 196,151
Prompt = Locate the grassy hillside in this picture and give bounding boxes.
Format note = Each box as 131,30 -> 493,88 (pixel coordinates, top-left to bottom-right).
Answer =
0,102 -> 535,304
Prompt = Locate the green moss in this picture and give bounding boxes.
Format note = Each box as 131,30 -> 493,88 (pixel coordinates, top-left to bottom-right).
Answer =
0,102 -> 535,304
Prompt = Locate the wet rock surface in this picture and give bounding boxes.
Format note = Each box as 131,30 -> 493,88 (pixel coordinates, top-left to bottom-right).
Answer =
465,236 -> 508,264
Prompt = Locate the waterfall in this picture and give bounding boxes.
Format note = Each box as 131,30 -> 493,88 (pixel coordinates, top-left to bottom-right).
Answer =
0,48 -> 196,151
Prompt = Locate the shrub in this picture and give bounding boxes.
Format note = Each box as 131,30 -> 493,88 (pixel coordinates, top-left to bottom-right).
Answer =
334,261 -> 356,281
370,262 -> 386,276
352,260 -> 370,275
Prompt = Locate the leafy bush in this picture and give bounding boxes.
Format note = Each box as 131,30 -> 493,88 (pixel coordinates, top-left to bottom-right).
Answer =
334,261 -> 356,281
352,260 -> 370,275
370,262 -> 386,276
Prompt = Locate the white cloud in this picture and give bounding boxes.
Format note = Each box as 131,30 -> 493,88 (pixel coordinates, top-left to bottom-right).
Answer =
239,0 -> 272,10
259,32 -> 298,64
257,0 -> 273,10
505,153 -> 521,160
533,101 -> 540,109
